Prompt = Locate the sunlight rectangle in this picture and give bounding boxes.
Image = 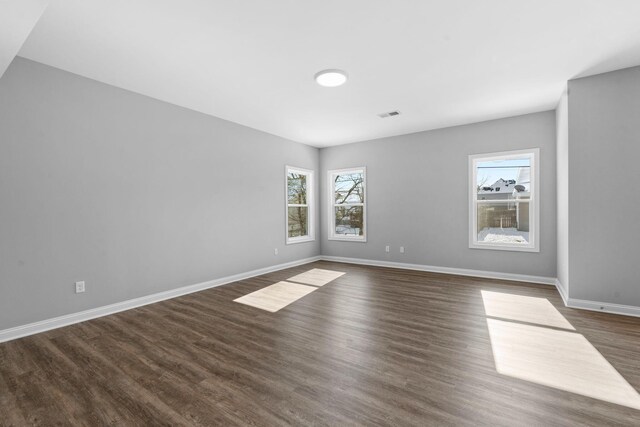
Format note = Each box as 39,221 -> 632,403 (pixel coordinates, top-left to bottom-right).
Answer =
481,290 -> 575,330
287,268 -> 345,287
234,281 -> 317,312
487,318 -> 640,410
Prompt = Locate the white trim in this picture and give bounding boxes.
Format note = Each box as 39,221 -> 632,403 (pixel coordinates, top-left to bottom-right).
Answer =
469,148 -> 540,252
4,254 -> 638,344
322,256 -> 640,318
319,255 -> 556,285
555,279 -> 569,305
564,298 -> 640,318
327,167 -> 367,242
554,280 -> 640,318
0,256 -> 321,344
285,165 -> 315,245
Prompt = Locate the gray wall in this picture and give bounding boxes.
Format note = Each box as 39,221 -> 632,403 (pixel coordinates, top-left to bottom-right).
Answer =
320,111 -> 557,278
567,66 -> 640,305
0,58 -> 319,330
0,58 -> 575,332
556,90 -> 569,294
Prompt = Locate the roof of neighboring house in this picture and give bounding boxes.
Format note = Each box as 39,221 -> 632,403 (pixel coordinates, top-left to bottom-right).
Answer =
478,178 -> 517,195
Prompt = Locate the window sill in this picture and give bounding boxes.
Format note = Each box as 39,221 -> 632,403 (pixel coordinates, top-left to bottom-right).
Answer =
328,236 -> 367,243
286,236 -> 315,245
469,242 -> 539,253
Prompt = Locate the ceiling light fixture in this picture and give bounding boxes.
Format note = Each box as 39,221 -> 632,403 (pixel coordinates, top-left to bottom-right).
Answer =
314,69 -> 348,87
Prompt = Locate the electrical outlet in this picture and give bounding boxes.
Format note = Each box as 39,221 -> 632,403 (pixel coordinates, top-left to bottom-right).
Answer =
274,248 -> 278,255
385,245 -> 390,253
400,246 -> 405,254
75,281 -> 86,294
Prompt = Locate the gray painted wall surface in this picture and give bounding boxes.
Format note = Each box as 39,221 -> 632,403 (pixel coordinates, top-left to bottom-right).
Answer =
556,91 -> 569,294
0,58 -> 319,330
568,66 -> 640,305
320,111 -> 557,278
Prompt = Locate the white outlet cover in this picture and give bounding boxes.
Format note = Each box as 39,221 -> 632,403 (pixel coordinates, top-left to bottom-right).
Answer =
75,281 -> 85,293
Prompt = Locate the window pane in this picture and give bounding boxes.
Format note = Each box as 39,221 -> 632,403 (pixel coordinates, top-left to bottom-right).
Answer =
334,206 -> 363,236
476,157 -> 531,201
288,206 -> 308,238
477,202 -> 529,244
334,172 -> 364,204
287,173 -> 307,205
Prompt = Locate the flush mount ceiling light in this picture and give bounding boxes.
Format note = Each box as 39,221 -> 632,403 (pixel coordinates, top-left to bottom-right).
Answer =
314,69 -> 348,87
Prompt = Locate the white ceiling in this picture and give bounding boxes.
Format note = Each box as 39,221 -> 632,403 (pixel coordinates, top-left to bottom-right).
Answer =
13,0 -> 640,147
0,0 -> 48,79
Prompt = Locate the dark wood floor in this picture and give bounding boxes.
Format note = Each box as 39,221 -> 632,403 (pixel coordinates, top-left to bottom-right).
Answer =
1,261 -> 639,426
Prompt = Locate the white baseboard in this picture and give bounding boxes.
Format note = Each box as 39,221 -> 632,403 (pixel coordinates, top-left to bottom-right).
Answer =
555,279 -> 569,305
565,297 -> 640,318
3,254 -> 639,343
319,255 -> 557,285
321,257 -> 640,318
555,279 -> 640,318
0,256 -> 321,343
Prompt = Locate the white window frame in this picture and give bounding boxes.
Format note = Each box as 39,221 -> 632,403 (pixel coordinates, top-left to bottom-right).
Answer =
285,165 -> 315,245
328,167 -> 367,242
469,148 -> 540,252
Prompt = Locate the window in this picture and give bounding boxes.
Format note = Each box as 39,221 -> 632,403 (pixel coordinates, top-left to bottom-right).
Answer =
328,167 -> 366,242
469,149 -> 539,252
286,166 -> 314,244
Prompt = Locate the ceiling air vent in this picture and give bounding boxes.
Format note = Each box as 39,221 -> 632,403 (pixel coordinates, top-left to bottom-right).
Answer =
378,110 -> 401,118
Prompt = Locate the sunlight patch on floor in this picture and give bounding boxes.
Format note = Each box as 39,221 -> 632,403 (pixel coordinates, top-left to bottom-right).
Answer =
234,281 -> 317,312
233,269 -> 346,313
481,290 -> 575,330
287,268 -> 345,287
483,290 -> 640,410
487,318 -> 640,410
